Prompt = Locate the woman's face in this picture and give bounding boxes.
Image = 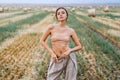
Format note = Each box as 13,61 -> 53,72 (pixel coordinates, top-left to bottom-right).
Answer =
56,9 -> 67,21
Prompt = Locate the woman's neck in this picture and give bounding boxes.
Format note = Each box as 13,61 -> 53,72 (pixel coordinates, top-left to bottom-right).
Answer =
58,21 -> 66,27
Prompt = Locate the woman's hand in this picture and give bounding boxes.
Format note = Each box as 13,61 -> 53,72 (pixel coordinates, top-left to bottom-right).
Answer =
62,49 -> 71,58
51,54 -> 58,63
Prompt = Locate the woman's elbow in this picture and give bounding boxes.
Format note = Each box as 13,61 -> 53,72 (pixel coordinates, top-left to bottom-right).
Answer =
78,45 -> 82,50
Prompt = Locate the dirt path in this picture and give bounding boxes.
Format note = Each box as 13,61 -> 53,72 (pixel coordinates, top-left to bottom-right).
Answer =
0,14 -> 54,80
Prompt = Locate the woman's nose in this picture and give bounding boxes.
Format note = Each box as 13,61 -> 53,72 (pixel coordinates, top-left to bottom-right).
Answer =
59,14 -> 62,16
59,13 -> 62,16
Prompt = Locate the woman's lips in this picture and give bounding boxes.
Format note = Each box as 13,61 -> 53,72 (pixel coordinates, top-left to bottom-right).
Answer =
60,16 -> 63,18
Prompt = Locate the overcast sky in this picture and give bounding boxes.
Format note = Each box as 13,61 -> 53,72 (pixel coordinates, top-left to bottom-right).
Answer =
0,0 -> 120,4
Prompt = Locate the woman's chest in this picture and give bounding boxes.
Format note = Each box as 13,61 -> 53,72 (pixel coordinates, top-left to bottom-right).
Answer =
50,28 -> 71,41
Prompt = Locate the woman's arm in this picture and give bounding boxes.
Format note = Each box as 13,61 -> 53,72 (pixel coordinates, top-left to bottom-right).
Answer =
40,24 -> 56,56
69,28 -> 82,53
62,28 -> 82,58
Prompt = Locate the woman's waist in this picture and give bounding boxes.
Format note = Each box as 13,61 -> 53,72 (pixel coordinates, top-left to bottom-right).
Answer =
52,46 -> 70,54
52,42 -> 69,49
52,45 -> 69,51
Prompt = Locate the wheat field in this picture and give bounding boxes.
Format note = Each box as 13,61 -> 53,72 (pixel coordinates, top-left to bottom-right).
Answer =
0,5 -> 120,80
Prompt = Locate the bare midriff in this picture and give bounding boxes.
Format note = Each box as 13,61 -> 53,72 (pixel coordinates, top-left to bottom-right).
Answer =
50,25 -> 71,57
51,40 -> 70,57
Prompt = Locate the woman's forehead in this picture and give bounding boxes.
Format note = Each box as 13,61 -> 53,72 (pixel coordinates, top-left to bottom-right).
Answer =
57,9 -> 66,12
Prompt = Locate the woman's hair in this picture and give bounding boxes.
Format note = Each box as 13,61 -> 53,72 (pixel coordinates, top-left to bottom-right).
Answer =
55,7 -> 68,21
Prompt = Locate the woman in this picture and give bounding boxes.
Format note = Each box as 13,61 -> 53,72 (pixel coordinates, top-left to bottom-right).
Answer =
40,7 -> 82,80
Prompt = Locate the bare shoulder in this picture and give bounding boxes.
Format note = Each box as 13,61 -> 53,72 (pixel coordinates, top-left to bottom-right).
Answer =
67,27 -> 75,33
46,24 -> 55,30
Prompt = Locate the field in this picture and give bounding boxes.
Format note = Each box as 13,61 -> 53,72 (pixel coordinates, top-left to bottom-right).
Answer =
0,5 -> 120,80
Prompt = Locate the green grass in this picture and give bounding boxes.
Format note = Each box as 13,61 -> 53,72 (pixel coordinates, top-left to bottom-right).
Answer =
67,12 -> 120,79
77,8 -> 87,13
37,11 -> 120,80
109,7 -> 120,12
75,13 -> 112,30
0,12 -> 49,43
97,13 -> 120,20
36,51 -> 50,80
0,11 -> 37,20
73,11 -> 120,48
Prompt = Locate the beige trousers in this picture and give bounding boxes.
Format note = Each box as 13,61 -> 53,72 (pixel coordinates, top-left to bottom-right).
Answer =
46,53 -> 77,80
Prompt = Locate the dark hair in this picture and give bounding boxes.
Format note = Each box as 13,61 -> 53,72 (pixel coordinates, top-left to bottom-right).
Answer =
55,7 -> 68,21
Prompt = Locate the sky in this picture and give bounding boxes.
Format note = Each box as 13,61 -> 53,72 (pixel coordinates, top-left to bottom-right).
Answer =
0,0 -> 120,4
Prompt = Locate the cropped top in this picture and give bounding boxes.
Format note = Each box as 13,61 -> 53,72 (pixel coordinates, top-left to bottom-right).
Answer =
50,26 -> 71,55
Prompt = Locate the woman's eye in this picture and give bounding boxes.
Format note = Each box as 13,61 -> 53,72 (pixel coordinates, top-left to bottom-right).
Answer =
57,12 -> 60,15
62,12 -> 65,14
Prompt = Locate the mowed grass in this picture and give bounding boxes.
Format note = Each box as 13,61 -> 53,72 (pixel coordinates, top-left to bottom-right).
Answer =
73,10 -> 120,48
0,11 -> 36,20
97,13 -> 120,20
0,6 -> 120,80
36,11 -> 120,80
0,12 -> 50,44
67,12 -> 120,80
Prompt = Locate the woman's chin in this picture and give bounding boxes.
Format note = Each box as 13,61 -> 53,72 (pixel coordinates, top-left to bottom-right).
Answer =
58,19 -> 66,22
